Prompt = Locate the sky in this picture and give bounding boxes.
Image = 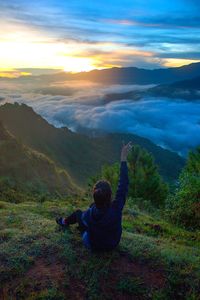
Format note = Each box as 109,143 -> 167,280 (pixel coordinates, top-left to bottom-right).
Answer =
0,0 -> 200,76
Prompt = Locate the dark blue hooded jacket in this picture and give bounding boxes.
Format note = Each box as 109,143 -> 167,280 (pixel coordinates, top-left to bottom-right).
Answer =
82,161 -> 129,251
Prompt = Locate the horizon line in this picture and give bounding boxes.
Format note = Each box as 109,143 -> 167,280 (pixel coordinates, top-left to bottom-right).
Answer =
0,60 -> 200,79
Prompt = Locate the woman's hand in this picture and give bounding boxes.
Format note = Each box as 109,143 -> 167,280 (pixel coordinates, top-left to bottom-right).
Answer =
121,141 -> 133,162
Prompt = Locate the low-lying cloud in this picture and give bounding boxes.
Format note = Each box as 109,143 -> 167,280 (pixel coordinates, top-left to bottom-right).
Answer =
1,82 -> 200,156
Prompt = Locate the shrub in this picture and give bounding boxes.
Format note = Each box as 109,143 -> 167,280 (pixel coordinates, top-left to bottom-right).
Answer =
166,147 -> 200,230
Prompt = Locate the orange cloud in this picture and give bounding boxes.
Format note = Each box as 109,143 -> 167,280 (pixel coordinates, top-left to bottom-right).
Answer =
163,58 -> 200,67
0,70 -> 31,78
67,46 -> 154,70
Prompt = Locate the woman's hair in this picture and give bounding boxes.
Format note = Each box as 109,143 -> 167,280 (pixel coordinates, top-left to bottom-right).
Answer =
93,180 -> 112,209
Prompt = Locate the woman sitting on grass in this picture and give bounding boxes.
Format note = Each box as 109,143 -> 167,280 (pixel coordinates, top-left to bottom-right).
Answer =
56,142 -> 132,252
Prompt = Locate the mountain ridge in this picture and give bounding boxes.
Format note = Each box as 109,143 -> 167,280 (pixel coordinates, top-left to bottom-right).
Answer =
1,62 -> 200,85
0,103 -> 185,185
104,74 -> 200,102
147,75 -> 200,100
0,121 -> 78,197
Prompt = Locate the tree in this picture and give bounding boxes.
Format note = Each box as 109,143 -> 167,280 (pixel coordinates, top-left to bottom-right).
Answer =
89,145 -> 168,207
87,163 -> 119,198
128,145 -> 168,207
167,147 -> 200,229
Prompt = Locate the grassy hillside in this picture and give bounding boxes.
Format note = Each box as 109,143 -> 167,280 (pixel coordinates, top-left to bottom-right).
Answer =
0,122 -> 78,199
0,104 -> 198,300
0,103 -> 185,185
0,198 -> 199,299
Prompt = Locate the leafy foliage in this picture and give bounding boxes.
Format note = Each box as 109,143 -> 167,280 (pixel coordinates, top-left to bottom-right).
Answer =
128,145 -> 169,207
166,147 -> 200,229
89,145 -> 169,207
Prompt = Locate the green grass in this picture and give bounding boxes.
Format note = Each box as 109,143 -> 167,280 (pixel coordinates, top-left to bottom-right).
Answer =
0,199 -> 200,299
117,276 -> 146,296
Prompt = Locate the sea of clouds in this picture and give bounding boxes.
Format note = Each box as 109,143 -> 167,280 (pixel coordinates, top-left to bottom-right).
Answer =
1,80 -> 200,156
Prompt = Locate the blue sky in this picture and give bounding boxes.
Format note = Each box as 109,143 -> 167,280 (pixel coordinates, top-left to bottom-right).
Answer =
0,0 -> 200,74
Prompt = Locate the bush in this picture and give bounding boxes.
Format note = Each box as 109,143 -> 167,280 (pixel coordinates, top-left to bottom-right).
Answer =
166,147 -> 200,230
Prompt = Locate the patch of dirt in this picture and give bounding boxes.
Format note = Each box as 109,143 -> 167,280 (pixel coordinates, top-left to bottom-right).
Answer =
100,251 -> 166,300
25,257 -> 65,287
114,254 -> 166,288
0,257 -> 86,300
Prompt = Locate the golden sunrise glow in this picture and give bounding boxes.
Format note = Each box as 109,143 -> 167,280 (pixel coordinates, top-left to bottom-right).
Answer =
163,58 -> 200,68
0,19 -> 199,77
0,41 -> 71,69
0,70 -> 31,78
0,21 -> 157,76
0,37 -> 153,75
63,57 -> 97,73
0,39 -> 116,75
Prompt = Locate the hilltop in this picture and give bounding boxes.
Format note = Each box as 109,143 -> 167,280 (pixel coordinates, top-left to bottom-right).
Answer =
0,198 -> 199,299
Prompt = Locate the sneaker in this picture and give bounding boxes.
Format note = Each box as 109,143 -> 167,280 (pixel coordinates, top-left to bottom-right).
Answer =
56,217 -> 69,228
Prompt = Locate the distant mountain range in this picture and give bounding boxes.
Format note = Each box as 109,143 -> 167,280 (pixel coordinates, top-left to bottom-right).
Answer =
2,62 -> 200,86
147,75 -> 200,100
0,103 -> 185,195
104,75 -> 200,102
170,76 -> 200,89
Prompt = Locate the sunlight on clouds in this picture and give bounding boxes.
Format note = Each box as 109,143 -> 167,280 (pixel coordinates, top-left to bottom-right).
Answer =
0,40 -> 113,74
70,47 -> 154,70
0,23 -> 100,73
0,21 -> 120,74
0,28 -> 154,75
0,70 -> 31,78
0,41 -> 72,69
0,29 -> 117,74
63,57 -> 96,72
0,0 -> 199,75
163,58 -> 200,67
0,17 -> 199,75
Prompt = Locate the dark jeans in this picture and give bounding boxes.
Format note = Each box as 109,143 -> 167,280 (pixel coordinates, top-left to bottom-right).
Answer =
67,209 -> 87,234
